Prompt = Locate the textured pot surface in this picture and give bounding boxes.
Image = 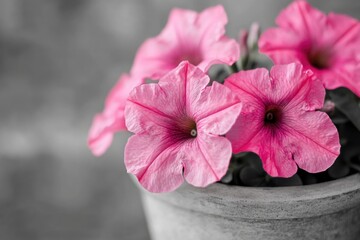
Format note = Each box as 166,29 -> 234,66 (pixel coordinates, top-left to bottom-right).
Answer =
139,174 -> 360,240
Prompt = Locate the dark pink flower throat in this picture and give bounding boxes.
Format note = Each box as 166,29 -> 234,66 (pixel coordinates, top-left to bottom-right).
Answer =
308,49 -> 331,70
264,106 -> 282,126
173,116 -> 197,140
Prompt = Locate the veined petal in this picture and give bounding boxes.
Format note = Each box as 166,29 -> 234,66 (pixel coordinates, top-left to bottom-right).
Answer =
183,134 -> 231,187
125,82 -> 181,135
251,128 -> 298,177
327,13 -> 360,50
130,38 -> 178,80
87,113 -> 122,156
225,103 -> 264,153
282,111 -> 340,173
131,5 -> 238,79
259,28 -> 307,52
125,134 -> 184,193
196,82 -> 242,136
270,63 -> 325,111
105,74 -> 143,109
276,0 -> 326,39
196,5 -> 228,42
161,61 -> 210,115
200,36 -> 240,72
225,68 -> 272,104
88,74 -> 141,156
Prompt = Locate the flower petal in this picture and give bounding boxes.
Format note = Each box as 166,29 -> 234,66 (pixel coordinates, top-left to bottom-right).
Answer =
131,5 -> 237,78
125,82 -> 179,135
259,28 -> 307,52
130,38 -> 177,80
225,103 -> 264,153
87,113 -> 120,156
200,36 -> 240,72
225,67 -> 271,104
125,134 -> 184,193
250,128 -> 298,177
282,111 -> 340,173
183,134 -> 231,187
196,82 -> 242,135
88,74 -> 141,156
326,13 -> 360,50
161,61 -> 210,115
270,63 -> 325,111
276,0 -> 326,39
125,62 -> 209,134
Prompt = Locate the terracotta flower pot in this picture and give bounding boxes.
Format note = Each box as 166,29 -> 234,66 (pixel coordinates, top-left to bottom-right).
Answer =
139,174 -> 360,240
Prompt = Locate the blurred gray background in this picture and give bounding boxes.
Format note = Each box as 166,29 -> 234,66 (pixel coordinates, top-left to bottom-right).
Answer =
0,0 -> 359,239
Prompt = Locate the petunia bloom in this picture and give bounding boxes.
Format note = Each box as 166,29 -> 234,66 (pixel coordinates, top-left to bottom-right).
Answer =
259,0 -> 360,96
124,62 -> 242,193
130,5 -> 239,80
225,63 -> 340,177
88,74 -> 143,156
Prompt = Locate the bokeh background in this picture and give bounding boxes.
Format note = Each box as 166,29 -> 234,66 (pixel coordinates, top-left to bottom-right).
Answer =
0,0 -> 359,239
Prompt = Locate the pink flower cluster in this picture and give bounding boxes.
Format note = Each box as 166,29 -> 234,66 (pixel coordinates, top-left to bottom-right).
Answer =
88,1 -> 360,192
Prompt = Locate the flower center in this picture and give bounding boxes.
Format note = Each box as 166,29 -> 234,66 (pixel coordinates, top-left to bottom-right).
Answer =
308,50 -> 331,70
176,50 -> 203,66
190,129 -> 197,137
173,116 -> 198,140
264,107 -> 282,125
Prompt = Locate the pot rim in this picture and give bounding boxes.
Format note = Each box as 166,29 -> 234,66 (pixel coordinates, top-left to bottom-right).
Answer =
140,173 -> 360,219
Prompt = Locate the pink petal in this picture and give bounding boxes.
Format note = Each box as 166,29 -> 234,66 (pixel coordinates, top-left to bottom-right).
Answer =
183,133 -> 232,187
125,82 -> 180,135
248,128 -> 298,177
88,74 -> 141,156
125,62 -> 209,134
283,110 -> 340,173
161,61 -> 210,115
125,134 -> 184,193
163,5 -> 228,48
225,69 -> 268,153
196,82 -> 242,136
259,28 -> 307,52
131,5 -> 238,79
130,38 -> 178,80
200,36 -> 240,72
88,113 -> 119,156
276,0 -> 326,39
195,5 -> 228,43
270,63 -> 325,111
326,13 -> 360,51
225,67 -> 272,104
225,104 -> 264,153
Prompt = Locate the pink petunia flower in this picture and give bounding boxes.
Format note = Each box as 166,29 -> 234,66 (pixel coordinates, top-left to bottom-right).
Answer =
225,63 -> 340,177
259,0 -> 360,96
130,5 -> 239,80
88,74 -> 143,156
124,62 -> 242,193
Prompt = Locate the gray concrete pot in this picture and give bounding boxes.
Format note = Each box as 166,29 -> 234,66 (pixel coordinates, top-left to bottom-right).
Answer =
139,174 -> 360,240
